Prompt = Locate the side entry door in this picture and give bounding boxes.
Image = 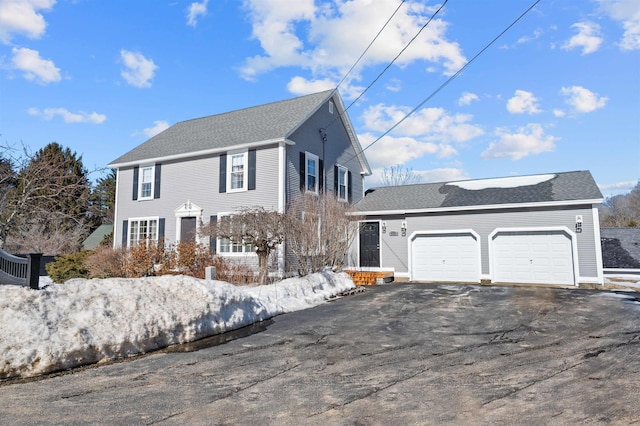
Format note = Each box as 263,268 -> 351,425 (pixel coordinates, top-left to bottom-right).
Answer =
359,222 -> 380,267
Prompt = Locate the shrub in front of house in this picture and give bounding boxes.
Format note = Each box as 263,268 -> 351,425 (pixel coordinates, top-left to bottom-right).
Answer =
46,251 -> 91,283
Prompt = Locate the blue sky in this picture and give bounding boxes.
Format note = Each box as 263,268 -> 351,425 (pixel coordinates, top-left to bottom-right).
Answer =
1,0 -> 638,197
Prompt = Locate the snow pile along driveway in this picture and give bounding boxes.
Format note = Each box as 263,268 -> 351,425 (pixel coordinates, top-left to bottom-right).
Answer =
0,271 -> 354,379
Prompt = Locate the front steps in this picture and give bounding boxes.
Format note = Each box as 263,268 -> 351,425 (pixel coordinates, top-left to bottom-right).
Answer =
344,270 -> 394,286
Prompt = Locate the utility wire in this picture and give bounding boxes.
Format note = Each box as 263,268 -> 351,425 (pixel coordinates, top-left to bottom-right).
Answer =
356,0 -> 542,159
334,0 -> 406,93
342,0 -> 448,115
326,0 -> 448,131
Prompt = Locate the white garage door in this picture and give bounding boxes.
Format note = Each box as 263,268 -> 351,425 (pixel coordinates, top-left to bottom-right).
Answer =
411,233 -> 480,283
492,231 -> 575,285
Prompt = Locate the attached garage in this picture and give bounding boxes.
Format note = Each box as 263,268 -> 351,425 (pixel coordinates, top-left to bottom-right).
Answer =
491,229 -> 577,285
351,171 -> 605,286
410,232 -> 480,283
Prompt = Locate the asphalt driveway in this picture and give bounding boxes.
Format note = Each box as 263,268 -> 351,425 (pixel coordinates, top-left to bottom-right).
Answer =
1,283 -> 639,425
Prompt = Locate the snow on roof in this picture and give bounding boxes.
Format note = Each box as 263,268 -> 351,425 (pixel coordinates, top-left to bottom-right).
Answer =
448,174 -> 556,190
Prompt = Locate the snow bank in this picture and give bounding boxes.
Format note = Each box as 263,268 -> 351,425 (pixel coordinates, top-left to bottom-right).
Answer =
0,272 -> 354,379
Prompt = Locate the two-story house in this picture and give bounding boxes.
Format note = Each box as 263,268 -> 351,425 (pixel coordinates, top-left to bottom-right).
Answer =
108,89 -> 371,274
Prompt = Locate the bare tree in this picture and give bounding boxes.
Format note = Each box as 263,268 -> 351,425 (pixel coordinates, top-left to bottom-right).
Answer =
0,142 -> 93,254
600,180 -> 640,227
214,207 -> 287,285
380,164 -> 421,187
286,193 -> 362,276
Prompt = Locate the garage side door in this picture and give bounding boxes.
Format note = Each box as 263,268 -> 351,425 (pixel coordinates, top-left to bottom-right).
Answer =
411,233 -> 479,283
492,231 -> 574,285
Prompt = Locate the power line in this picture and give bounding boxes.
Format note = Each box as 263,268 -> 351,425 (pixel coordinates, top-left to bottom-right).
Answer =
334,0 -> 407,92
357,0 -> 542,159
326,0 -> 448,132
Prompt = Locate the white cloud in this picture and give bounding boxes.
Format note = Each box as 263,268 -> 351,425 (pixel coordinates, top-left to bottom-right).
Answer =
562,22 -> 602,55
598,180 -> 637,193
11,47 -> 60,84
358,132 -> 439,171
28,107 -> 106,124
553,109 -> 566,117
506,90 -> 541,114
143,120 -> 170,137
481,124 -> 558,160
361,103 -> 484,144
560,85 -> 608,113
239,0 -> 466,91
0,0 -> 55,44
517,28 -> 543,44
596,0 -> 640,50
416,168 -> 468,183
186,0 -> 208,27
120,49 -> 158,88
287,76 -> 336,95
458,92 -> 479,106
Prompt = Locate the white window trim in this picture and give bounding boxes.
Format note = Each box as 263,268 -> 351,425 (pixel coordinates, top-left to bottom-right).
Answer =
174,201 -> 204,245
305,152 -> 319,195
227,150 -> 248,193
337,165 -> 348,202
216,213 -> 257,256
138,164 -> 155,201
128,216 -> 160,247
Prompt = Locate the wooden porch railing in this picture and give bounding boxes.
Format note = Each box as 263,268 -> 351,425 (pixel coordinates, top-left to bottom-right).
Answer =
0,249 -> 41,290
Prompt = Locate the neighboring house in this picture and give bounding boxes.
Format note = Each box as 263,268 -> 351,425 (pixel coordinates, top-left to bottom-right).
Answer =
350,171 -> 605,286
600,227 -> 640,273
108,89 -> 371,274
82,224 -> 114,250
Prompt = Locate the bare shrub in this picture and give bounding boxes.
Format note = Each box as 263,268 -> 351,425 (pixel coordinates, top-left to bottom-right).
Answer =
286,192 -> 362,276
86,245 -> 126,279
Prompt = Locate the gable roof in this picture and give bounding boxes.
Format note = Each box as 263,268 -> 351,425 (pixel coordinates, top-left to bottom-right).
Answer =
109,89 -> 370,175
353,170 -> 603,214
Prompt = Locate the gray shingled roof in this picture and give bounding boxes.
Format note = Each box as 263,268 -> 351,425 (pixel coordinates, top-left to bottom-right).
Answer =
354,170 -> 603,213
600,227 -> 640,268
109,90 -> 335,166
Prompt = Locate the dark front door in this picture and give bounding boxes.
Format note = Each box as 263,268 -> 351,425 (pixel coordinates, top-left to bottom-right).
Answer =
359,222 -> 380,267
181,217 -> 197,243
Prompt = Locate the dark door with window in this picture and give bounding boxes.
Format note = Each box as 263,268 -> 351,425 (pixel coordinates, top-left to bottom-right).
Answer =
359,222 -> 380,267
181,217 -> 197,243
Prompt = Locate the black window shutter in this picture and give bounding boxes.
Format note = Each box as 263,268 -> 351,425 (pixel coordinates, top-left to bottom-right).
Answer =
248,149 -> 256,191
299,152 -> 305,191
122,220 -> 128,246
154,163 -> 161,199
219,154 -> 227,193
334,165 -> 339,193
348,171 -> 353,203
132,166 -> 139,200
158,218 -> 165,243
319,159 -> 324,192
209,215 -> 217,254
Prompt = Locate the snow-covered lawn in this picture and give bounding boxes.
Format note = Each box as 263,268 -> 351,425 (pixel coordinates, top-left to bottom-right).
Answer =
0,272 -> 355,380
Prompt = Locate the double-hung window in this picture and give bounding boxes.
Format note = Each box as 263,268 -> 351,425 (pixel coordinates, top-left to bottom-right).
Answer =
306,152 -> 319,194
139,166 -> 154,200
128,217 -> 159,247
217,215 -> 256,255
337,166 -> 348,202
228,151 -> 247,192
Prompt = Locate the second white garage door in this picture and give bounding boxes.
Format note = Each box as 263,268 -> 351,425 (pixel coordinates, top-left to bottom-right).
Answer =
492,231 -> 575,285
411,233 -> 480,283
